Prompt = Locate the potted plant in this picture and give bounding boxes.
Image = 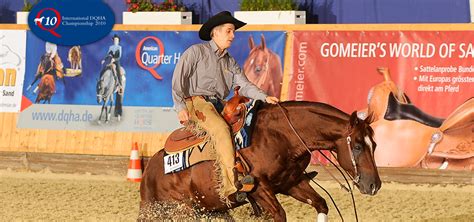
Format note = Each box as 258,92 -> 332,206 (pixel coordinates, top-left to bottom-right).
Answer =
235,0 -> 305,24
123,0 -> 192,25
17,0 -> 38,24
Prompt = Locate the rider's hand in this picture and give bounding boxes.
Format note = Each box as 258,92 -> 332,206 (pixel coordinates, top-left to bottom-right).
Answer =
178,109 -> 190,124
265,96 -> 279,104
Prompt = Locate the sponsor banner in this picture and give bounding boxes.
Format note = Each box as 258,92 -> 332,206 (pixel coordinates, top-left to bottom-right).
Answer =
18,104 -> 179,132
289,31 -> 473,169
289,31 -> 473,117
19,31 -> 286,131
0,30 -> 27,112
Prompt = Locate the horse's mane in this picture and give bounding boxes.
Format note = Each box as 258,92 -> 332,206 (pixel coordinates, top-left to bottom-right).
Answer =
260,101 -> 350,122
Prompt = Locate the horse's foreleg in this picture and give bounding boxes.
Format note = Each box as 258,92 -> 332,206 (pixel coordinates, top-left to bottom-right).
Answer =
99,104 -> 105,122
247,195 -> 262,217
284,179 -> 328,222
249,181 -> 286,222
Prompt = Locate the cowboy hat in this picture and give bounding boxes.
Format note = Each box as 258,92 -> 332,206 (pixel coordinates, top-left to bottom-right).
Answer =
199,11 -> 246,41
112,34 -> 120,41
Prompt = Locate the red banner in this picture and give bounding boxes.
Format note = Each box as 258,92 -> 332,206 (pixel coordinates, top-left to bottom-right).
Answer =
289,31 -> 473,170
289,31 -> 473,117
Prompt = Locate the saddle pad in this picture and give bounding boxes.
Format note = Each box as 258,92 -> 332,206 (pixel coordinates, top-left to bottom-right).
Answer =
163,140 -> 213,174
234,99 -> 261,150
164,127 -> 206,153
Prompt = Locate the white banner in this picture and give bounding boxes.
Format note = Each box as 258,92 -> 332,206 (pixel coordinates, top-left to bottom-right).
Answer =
0,30 -> 26,112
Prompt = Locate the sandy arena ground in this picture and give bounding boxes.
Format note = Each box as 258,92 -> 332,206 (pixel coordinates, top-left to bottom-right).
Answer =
0,169 -> 473,221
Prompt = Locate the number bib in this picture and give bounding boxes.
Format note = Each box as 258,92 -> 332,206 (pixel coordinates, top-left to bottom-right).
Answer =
164,153 -> 184,174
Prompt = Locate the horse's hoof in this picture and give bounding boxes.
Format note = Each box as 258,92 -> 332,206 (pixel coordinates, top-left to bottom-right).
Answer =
235,192 -> 247,202
117,115 -> 121,122
317,213 -> 328,222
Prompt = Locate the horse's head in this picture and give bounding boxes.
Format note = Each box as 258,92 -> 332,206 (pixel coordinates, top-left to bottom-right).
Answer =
103,54 -> 114,68
243,34 -> 283,97
338,111 -> 381,195
246,34 -> 269,77
96,77 -> 104,104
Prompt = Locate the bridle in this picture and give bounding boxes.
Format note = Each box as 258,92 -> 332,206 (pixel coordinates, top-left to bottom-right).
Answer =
345,132 -> 361,185
276,103 -> 362,186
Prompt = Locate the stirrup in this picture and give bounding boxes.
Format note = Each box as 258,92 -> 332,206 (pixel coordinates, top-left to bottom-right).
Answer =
235,175 -> 255,193
235,191 -> 247,202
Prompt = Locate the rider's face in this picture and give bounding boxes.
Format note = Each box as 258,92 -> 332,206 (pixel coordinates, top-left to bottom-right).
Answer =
113,38 -> 119,45
212,23 -> 235,51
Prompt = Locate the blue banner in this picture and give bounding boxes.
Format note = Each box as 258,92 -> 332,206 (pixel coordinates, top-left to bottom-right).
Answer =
19,30 -> 286,132
28,0 -> 115,45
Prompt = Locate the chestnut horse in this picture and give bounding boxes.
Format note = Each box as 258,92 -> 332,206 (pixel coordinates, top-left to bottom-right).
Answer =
243,34 -> 283,97
140,101 -> 381,221
67,45 -> 82,70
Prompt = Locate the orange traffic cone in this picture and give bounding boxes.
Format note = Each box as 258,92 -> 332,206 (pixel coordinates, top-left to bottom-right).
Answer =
127,142 -> 142,182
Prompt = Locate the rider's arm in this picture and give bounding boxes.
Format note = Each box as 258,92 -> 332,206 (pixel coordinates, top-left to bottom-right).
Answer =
117,46 -> 122,61
172,46 -> 197,112
229,57 -> 267,102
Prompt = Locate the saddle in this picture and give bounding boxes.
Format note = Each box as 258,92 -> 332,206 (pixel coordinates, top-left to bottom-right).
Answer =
421,98 -> 473,170
164,87 -> 249,153
368,68 -> 473,170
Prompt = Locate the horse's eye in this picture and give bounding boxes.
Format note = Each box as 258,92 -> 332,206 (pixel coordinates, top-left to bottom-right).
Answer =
354,144 -> 362,151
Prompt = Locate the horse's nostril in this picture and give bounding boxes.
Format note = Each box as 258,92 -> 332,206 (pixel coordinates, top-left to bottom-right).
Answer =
370,183 -> 377,195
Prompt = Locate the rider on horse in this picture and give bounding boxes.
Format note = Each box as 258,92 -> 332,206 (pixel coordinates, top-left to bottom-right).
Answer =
27,42 -> 65,93
171,11 -> 279,204
106,34 -> 124,92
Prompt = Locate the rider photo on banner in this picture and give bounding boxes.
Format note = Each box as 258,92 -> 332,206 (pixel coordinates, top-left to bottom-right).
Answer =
17,30 -> 286,132
288,30 -> 473,170
0,30 -> 27,113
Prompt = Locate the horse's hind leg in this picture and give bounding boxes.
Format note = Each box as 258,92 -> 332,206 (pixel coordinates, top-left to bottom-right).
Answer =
249,181 -> 286,222
107,99 -> 114,122
284,178 -> 328,222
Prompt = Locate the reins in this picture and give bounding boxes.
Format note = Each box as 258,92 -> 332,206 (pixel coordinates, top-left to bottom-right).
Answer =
276,103 -> 359,222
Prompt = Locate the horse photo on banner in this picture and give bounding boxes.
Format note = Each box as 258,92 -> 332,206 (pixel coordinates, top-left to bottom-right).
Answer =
18,30 -> 286,132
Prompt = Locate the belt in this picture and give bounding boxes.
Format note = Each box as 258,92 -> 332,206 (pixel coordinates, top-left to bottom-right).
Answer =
185,95 -> 220,101
185,95 -> 225,113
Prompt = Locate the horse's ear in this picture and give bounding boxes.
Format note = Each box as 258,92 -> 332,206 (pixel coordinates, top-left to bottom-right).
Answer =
260,34 -> 266,49
365,112 -> 375,124
349,111 -> 359,126
248,35 -> 255,50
